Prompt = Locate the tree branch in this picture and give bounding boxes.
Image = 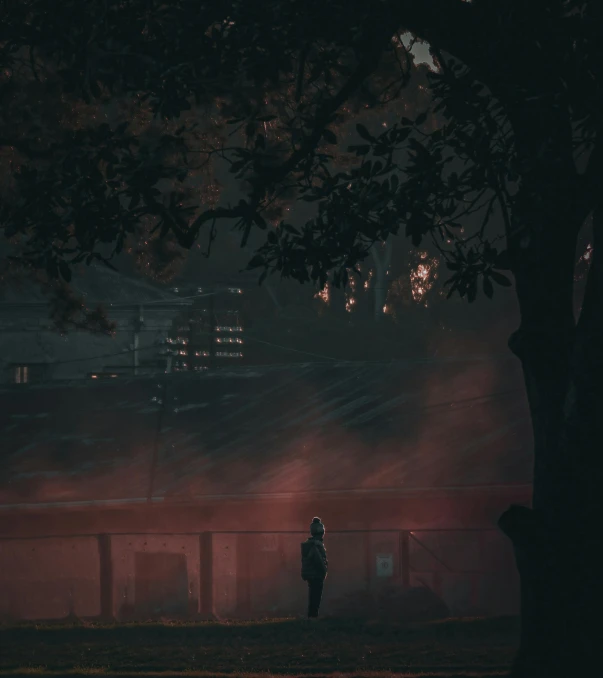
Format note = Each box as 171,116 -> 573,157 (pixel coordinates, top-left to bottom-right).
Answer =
295,44 -> 310,102
177,205 -> 249,248
257,24 -> 397,193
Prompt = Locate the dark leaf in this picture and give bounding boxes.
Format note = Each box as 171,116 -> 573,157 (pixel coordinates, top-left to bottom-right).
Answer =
281,222 -> 300,235
59,261 -> 72,283
446,284 -> 458,299
490,270 -> 513,287
229,160 -> 246,173
356,124 -> 374,142
348,144 -> 370,155
322,128 -> 337,144
396,127 -> 411,143
253,213 -> 267,229
247,254 -> 265,269
483,275 -> 494,298
46,258 -> 59,278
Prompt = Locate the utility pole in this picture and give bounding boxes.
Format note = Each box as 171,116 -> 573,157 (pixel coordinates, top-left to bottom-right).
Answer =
371,241 -> 393,322
133,305 -> 144,376
208,287 -> 215,370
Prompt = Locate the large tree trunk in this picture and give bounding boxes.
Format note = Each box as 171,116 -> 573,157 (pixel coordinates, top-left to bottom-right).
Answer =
396,7 -> 601,674
499,249 -> 603,676
498,113 -> 603,675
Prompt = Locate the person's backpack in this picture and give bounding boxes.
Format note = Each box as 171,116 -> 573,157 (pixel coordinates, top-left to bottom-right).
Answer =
300,540 -> 327,581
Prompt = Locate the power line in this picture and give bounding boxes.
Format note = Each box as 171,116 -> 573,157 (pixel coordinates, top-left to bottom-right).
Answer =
246,336 -> 340,361
141,291 -> 217,304
0,309 -> 517,367
7,319 -> 515,367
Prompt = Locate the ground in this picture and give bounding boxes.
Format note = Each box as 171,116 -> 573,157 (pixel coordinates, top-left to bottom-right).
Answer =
0,616 -> 517,677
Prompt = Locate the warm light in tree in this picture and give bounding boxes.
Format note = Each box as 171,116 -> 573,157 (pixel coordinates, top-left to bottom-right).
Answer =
315,284 -> 330,304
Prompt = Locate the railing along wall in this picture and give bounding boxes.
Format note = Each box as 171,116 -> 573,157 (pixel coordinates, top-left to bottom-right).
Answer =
0,529 -> 515,620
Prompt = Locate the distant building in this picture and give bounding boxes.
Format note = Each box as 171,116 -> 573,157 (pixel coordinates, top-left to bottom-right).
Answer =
0,265 -> 192,383
165,286 -> 245,372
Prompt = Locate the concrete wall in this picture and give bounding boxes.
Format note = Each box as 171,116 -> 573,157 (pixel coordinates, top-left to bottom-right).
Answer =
111,534 -> 200,619
235,529 -> 519,619
0,491 -> 525,621
212,532 -> 238,617
0,537 -> 100,620
0,528 -> 518,622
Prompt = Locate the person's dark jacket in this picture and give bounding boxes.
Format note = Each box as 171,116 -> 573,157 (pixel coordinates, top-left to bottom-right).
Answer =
301,537 -> 328,580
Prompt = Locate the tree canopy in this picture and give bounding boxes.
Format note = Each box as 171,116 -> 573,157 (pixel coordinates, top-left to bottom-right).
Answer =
2,0 -> 598,302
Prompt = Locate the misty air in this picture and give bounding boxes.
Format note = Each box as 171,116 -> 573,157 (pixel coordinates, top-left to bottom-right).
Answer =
0,3 -> 600,678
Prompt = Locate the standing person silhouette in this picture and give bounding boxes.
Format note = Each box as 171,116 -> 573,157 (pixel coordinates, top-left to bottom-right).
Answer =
300,517 -> 328,619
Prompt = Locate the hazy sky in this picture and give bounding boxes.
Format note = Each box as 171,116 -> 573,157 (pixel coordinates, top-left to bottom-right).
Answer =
401,33 -> 438,71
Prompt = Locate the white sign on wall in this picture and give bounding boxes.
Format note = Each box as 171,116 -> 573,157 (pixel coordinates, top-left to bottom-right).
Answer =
260,534 -> 278,552
376,553 -> 394,577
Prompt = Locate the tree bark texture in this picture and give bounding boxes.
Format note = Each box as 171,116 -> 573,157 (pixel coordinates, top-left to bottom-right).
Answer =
501,124 -> 603,676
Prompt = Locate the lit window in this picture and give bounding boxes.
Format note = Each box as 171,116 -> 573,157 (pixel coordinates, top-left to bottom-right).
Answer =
14,366 -> 28,384
216,337 -> 243,345
215,325 -> 243,333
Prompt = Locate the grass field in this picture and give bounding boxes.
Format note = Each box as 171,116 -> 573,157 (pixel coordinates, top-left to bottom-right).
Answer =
0,616 -> 518,678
